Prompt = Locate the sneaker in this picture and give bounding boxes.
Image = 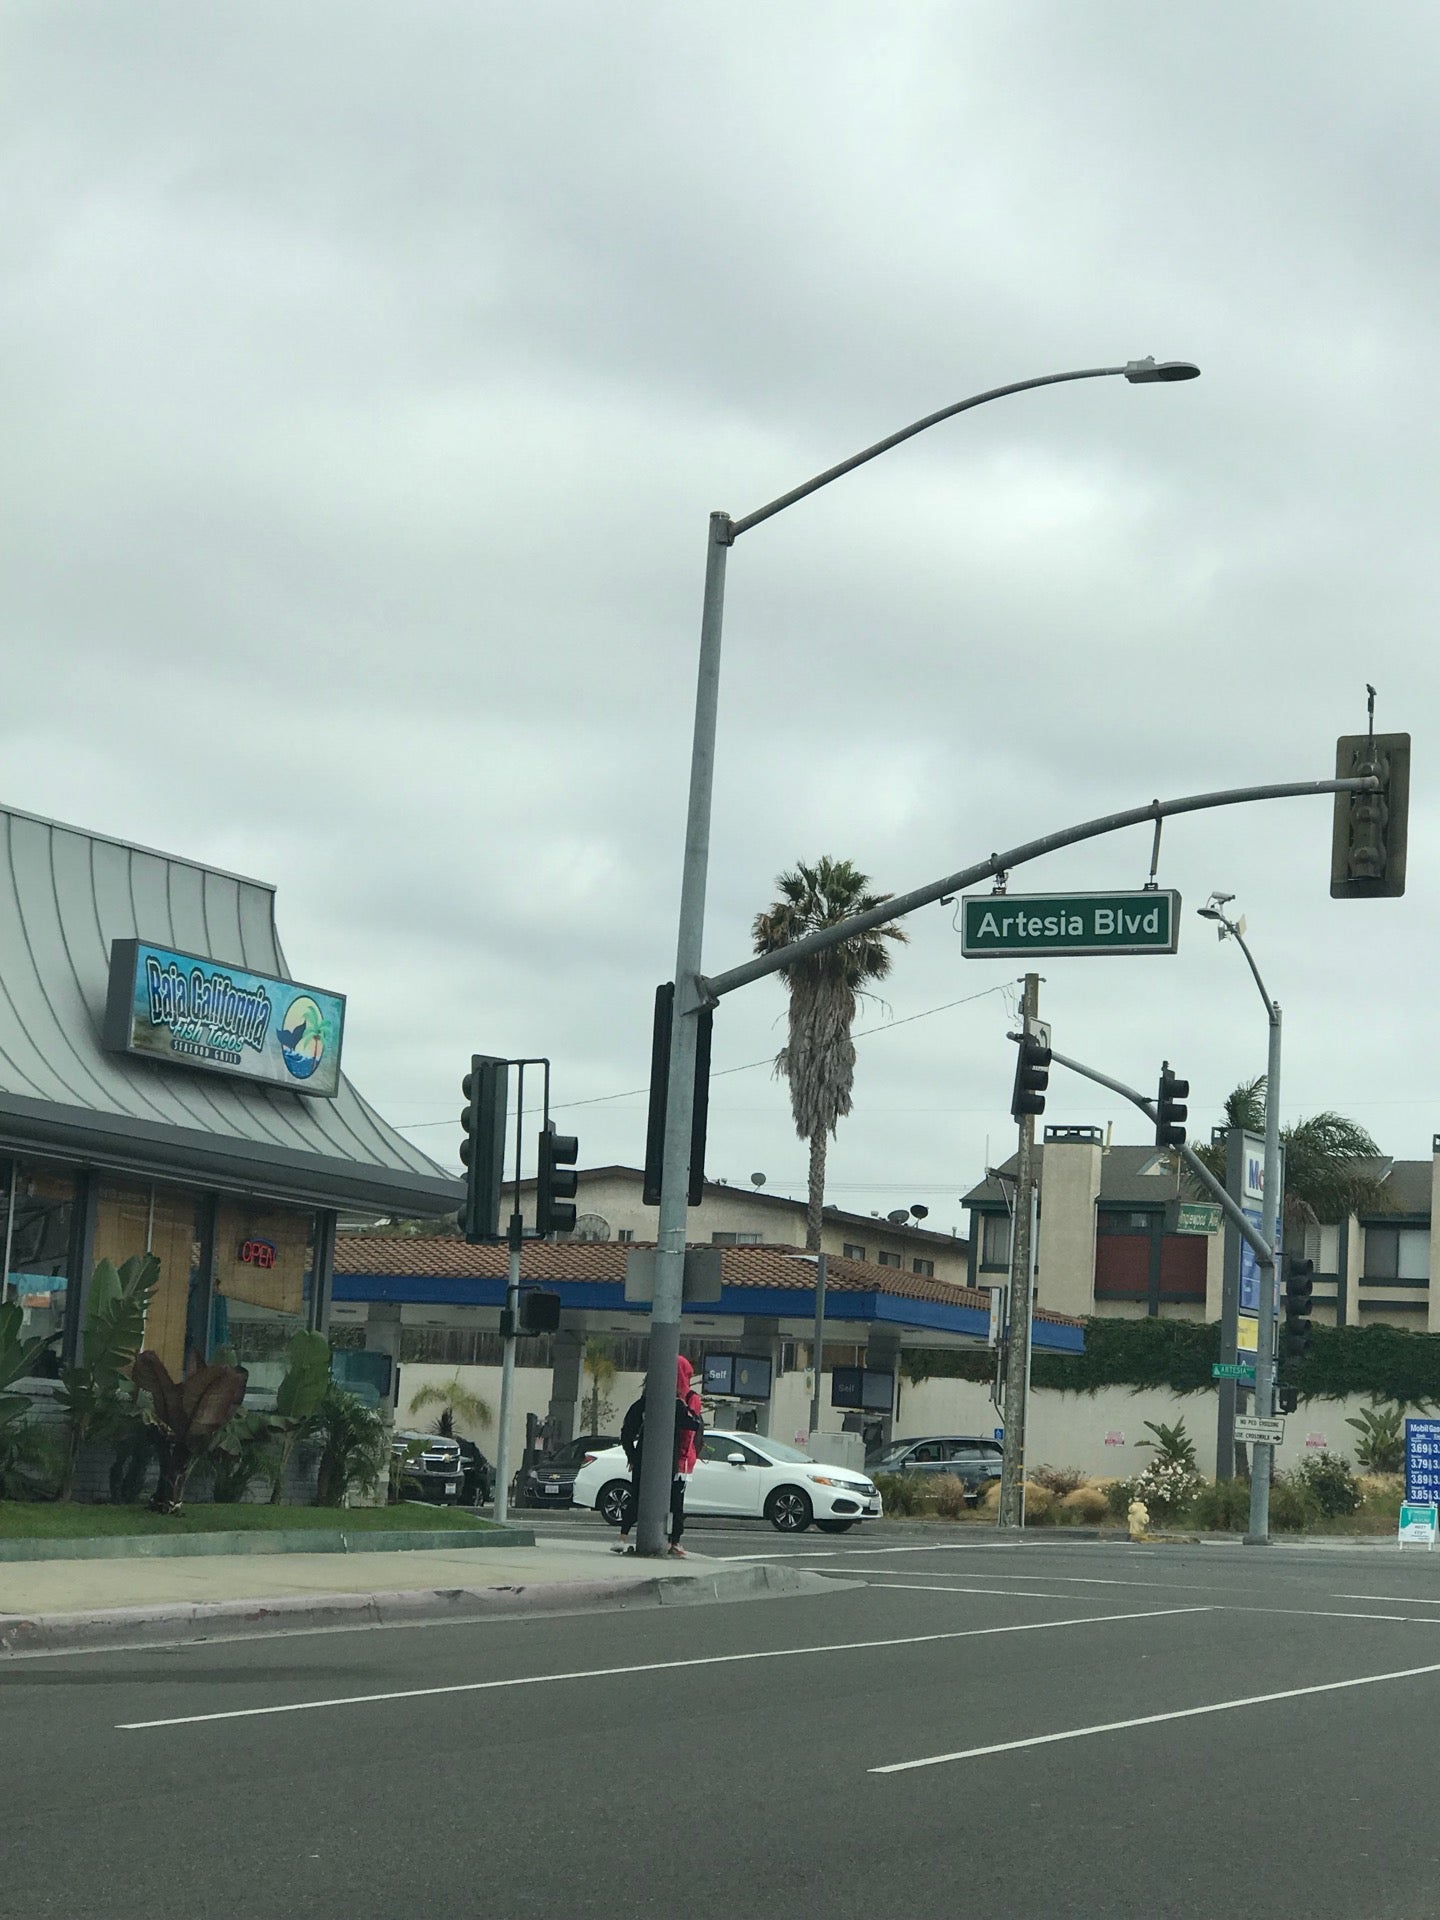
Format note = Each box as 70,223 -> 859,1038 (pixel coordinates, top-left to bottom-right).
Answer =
667,1544 -> 688,1558
611,1543 -> 635,1555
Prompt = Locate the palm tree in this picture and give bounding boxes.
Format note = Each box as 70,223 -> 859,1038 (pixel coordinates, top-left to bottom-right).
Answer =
408,1378 -> 494,1438
752,856 -> 907,1251
581,1339 -> 618,1435
1192,1078 -> 1391,1224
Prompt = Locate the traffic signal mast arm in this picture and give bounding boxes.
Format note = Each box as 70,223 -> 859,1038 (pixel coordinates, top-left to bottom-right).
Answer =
1028,1038 -> 1277,1276
700,772 -> 1380,1007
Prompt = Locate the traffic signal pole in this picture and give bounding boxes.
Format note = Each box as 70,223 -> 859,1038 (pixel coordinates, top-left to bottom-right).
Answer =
1248,997 -> 1282,1544
998,975 -> 1041,1530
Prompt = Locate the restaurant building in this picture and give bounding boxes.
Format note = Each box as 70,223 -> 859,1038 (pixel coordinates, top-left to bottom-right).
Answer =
0,803 -> 459,1389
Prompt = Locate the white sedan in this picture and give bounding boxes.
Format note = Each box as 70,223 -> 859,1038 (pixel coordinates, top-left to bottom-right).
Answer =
571,1428 -> 883,1533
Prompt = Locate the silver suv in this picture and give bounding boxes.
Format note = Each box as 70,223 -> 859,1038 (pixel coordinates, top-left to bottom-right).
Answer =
866,1435 -> 1004,1504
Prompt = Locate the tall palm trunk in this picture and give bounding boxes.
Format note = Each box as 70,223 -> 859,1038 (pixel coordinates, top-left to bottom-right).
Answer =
806,1130 -> 828,1251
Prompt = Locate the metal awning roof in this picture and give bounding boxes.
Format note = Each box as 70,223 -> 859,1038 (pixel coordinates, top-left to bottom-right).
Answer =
0,803 -> 459,1215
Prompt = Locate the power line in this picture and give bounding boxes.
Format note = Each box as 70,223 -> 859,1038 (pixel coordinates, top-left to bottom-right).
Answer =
396,982 -> 1011,1131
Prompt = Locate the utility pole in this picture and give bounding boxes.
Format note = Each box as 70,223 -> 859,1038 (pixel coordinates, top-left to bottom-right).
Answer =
997,974 -> 1040,1530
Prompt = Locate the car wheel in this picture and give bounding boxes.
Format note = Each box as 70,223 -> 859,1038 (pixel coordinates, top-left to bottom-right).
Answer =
597,1481 -> 632,1527
814,1519 -> 855,1534
765,1487 -> 814,1533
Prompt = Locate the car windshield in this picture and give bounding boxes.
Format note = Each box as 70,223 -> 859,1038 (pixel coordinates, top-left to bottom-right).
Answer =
744,1436 -> 815,1465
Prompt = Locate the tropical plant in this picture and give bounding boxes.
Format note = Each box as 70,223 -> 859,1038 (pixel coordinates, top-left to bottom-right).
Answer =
580,1340 -> 617,1434
1191,1081 -> 1391,1225
0,1302 -> 57,1498
131,1349 -> 249,1514
752,857 -> 907,1250
408,1377 -> 493,1438
1345,1400 -> 1407,1473
1133,1456 -> 1201,1521
209,1410 -> 278,1504
264,1330 -> 332,1502
55,1254 -> 159,1499
1136,1418 -> 1198,1471
314,1385 -> 391,1507
108,1404 -> 160,1504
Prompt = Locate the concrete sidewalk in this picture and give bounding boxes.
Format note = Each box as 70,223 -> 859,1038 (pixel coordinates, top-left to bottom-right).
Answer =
0,1537 -> 834,1657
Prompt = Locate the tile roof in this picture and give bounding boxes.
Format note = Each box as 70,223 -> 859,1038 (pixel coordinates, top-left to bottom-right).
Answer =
332,1235 -> 1082,1329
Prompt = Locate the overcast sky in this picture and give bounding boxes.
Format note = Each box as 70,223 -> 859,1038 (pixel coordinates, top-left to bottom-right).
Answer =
3,3 -> 1435,1237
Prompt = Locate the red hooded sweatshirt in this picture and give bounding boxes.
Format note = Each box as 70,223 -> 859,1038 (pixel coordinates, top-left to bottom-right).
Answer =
676,1356 -> 703,1476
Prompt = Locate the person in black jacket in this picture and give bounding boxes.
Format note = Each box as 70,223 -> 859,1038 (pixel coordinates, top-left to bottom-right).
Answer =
613,1357 -> 704,1555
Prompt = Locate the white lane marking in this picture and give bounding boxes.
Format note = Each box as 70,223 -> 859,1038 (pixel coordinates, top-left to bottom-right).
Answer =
1335,1593 -> 1440,1606
116,1605 -> 1211,1730
870,1656 -> 1440,1773
825,1579 -> 1083,1600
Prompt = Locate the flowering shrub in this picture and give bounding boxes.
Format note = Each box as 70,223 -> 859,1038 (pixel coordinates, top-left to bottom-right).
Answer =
1133,1456 -> 1202,1521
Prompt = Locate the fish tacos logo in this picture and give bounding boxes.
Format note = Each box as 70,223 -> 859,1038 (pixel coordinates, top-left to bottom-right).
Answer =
277,994 -> 326,1081
144,957 -> 273,1069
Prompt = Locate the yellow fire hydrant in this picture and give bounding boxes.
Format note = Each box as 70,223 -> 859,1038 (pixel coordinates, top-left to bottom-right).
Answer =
1127,1498 -> 1151,1542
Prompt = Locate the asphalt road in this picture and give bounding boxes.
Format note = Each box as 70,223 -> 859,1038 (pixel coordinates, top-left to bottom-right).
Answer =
7,1532 -> 1440,1919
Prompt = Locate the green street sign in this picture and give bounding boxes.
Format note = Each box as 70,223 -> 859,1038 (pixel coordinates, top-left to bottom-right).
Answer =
1177,1202 -> 1223,1235
960,890 -> 1181,959
1212,1362 -> 1256,1380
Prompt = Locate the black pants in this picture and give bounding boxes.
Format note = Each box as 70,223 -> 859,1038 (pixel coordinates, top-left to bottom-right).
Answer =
622,1473 -> 687,1542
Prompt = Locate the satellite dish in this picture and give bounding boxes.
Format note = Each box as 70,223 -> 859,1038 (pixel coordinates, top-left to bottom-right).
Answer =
570,1213 -> 612,1243
887,1209 -> 909,1224
910,1204 -> 929,1222
751,1172 -> 766,1186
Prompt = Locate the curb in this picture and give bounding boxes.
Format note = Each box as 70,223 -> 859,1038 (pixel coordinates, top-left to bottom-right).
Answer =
0,1524 -> 535,1563
0,1560 -> 844,1658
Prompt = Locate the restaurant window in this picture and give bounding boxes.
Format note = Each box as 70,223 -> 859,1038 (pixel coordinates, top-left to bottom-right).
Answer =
93,1180 -> 205,1378
213,1200 -> 319,1392
1,1164 -> 75,1368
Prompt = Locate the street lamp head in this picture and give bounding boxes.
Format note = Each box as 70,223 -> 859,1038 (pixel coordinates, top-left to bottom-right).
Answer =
1124,357 -> 1202,384
1197,907 -> 1225,922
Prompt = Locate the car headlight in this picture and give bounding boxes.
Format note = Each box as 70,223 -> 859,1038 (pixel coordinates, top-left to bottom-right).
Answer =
810,1475 -> 866,1491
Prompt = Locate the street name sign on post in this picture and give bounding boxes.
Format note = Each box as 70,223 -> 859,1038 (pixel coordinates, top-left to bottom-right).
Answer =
961,890 -> 1180,958
1179,1202 -> 1222,1235
1234,1413 -> 1285,1446
1212,1362 -> 1256,1381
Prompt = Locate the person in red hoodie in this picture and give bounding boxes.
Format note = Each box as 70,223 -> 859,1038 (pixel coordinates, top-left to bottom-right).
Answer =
613,1355 -> 705,1557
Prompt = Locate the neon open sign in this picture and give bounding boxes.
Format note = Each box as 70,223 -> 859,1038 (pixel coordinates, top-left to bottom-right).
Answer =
239,1238 -> 277,1270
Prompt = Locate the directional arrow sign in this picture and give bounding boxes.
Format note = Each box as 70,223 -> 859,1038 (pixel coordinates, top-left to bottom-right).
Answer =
1235,1413 -> 1286,1446
961,890 -> 1181,958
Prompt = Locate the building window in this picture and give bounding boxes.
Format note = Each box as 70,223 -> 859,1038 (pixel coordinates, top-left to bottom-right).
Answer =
878,1250 -> 901,1268
1364,1226 -> 1429,1282
842,1243 -> 867,1261
1,1163 -> 74,1365
980,1212 -> 1011,1270
912,1258 -> 934,1277
711,1231 -> 762,1246
1098,1210 -> 1152,1235
618,1229 -> 635,1244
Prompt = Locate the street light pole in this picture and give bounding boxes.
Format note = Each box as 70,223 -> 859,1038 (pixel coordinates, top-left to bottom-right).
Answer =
1198,898 -> 1282,1544
635,357 -> 1201,1557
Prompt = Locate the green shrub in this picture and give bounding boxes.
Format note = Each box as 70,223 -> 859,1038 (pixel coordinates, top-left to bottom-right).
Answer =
1137,1418 -> 1198,1471
930,1473 -> 970,1519
1296,1451 -> 1360,1519
1058,1486 -> 1109,1523
1269,1470 -> 1321,1532
872,1472 -> 940,1518
1190,1477 -> 1251,1531
1104,1477 -> 1137,1520
1133,1457 -> 1202,1522
1345,1402 -> 1406,1474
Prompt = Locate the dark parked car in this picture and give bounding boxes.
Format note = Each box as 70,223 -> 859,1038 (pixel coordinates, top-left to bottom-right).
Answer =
513,1435 -> 619,1509
393,1430 -> 466,1505
867,1435 -> 1005,1504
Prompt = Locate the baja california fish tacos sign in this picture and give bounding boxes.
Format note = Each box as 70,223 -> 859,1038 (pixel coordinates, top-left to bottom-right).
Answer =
103,940 -> 345,1099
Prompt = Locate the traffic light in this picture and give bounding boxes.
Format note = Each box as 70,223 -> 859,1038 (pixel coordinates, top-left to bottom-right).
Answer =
1331,731 -> 1410,898
518,1289 -> 561,1334
642,982 -> 713,1207
536,1119 -> 580,1236
1010,1031 -> 1050,1120
458,1055 -> 507,1242
1281,1252 -> 1315,1366
1277,1385 -> 1300,1415
1154,1062 -> 1190,1150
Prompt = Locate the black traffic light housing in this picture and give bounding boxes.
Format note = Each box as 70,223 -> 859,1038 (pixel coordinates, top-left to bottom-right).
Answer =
1281,1252 -> 1315,1366
458,1055 -> 507,1243
1155,1062 -> 1190,1150
642,982 -> 713,1207
1331,731 -> 1410,899
1010,1032 -> 1051,1121
518,1289 -> 561,1334
536,1119 -> 580,1237
1277,1385 -> 1300,1416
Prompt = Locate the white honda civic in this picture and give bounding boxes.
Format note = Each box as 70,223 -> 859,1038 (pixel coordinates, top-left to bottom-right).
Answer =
571,1428 -> 883,1534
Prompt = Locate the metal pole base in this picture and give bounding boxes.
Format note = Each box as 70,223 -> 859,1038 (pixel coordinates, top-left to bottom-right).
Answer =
1241,1533 -> 1275,1546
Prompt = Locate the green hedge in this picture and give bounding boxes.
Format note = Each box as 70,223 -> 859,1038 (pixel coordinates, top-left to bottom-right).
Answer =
903,1318 -> 1440,1405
